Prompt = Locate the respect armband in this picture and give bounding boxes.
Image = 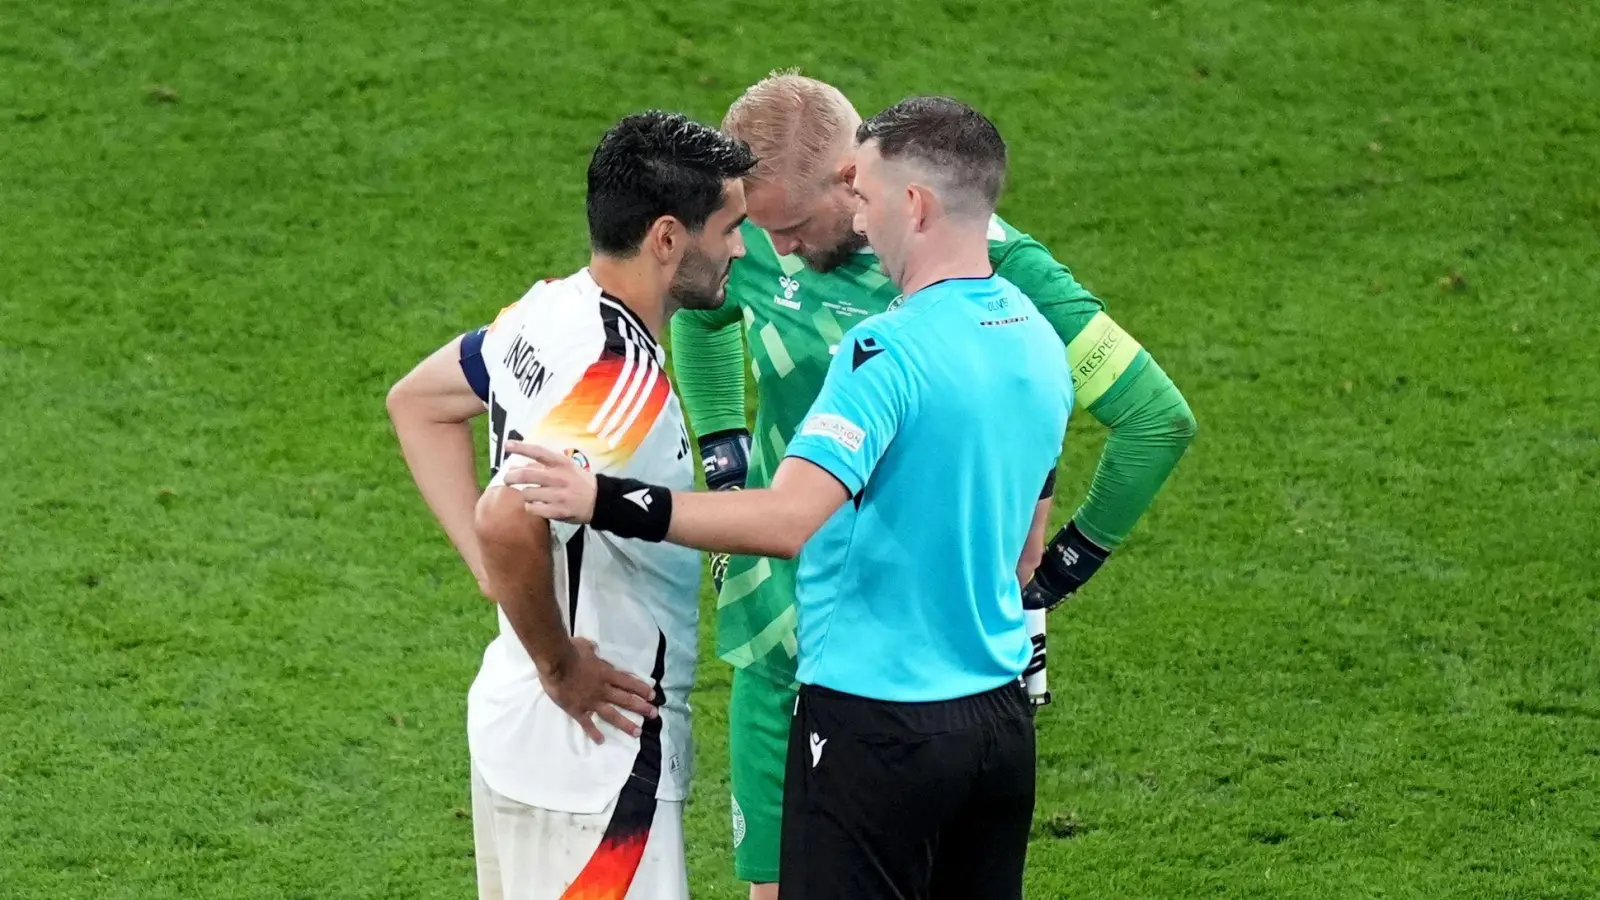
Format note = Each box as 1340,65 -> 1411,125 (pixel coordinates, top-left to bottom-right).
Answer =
1066,312 -> 1144,409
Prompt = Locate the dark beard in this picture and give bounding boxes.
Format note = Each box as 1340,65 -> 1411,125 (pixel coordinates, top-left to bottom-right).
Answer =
668,248 -> 728,311
800,229 -> 868,274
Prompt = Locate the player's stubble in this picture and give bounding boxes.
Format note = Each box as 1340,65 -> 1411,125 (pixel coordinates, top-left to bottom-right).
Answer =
668,241 -> 733,312
795,190 -> 868,274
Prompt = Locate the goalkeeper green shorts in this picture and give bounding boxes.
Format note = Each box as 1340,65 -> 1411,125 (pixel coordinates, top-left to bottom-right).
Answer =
729,665 -> 796,884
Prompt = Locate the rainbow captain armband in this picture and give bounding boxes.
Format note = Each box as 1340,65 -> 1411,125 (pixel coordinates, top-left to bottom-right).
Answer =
1067,312 -> 1144,409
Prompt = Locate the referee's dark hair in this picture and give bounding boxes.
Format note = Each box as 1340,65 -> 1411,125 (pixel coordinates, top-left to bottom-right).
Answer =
855,96 -> 1008,221
587,111 -> 758,255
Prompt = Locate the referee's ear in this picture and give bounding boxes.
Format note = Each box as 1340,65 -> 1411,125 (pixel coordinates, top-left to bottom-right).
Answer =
906,181 -> 942,234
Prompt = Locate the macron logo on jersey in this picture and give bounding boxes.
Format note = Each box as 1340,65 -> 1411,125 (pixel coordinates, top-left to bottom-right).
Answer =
852,336 -> 886,371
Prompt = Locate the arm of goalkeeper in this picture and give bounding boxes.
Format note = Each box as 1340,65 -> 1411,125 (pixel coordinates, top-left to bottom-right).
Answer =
699,429 -> 751,592
1019,520 -> 1111,709
1021,520 -> 1112,612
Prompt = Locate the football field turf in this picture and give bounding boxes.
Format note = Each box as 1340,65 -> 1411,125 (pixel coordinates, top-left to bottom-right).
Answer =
3,1 -> 1598,897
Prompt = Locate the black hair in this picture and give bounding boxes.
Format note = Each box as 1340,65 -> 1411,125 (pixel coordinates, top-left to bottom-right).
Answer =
586,111 -> 758,255
855,96 -> 1008,210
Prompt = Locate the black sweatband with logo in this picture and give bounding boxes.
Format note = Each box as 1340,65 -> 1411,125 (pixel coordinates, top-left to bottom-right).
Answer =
590,474 -> 673,542
1022,519 -> 1112,611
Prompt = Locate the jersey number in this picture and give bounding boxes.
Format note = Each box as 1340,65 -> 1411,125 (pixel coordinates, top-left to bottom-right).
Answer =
488,394 -> 524,479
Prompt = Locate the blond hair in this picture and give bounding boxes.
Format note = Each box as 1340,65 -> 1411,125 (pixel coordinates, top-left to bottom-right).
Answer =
721,70 -> 859,196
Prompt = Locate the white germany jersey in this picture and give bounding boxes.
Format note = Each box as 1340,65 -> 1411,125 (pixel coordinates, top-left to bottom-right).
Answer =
466,268 -> 701,814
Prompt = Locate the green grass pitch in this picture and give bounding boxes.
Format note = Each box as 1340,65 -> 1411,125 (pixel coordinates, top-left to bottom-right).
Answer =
3,1 -> 1598,897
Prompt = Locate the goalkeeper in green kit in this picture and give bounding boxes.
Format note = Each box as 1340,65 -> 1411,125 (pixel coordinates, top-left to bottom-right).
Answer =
672,73 -> 1198,898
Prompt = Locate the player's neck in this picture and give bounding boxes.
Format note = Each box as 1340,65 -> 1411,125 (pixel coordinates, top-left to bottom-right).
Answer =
588,254 -> 669,338
898,226 -> 993,296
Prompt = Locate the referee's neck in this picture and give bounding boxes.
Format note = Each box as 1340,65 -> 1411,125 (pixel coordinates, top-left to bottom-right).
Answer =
897,223 -> 993,297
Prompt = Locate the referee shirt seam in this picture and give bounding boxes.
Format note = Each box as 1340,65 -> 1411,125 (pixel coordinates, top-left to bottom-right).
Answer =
802,320 -> 918,693
802,502 -> 871,691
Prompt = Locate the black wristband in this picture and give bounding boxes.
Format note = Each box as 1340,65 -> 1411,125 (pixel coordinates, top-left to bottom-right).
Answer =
590,474 -> 673,542
699,429 -> 750,492
1024,519 -> 1112,610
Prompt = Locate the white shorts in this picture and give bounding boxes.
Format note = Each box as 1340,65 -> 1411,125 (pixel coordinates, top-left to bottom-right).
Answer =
471,764 -> 688,900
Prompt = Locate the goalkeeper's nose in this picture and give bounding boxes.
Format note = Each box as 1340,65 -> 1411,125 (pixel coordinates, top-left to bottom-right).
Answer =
772,233 -> 802,256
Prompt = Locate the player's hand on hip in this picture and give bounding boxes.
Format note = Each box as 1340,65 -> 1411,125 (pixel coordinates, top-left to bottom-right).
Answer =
539,637 -> 658,744
500,441 -> 598,524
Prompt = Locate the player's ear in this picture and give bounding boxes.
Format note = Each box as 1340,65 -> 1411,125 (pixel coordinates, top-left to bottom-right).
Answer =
644,215 -> 685,264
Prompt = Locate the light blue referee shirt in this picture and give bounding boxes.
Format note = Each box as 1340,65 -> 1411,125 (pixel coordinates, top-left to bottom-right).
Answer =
783,274 -> 1073,703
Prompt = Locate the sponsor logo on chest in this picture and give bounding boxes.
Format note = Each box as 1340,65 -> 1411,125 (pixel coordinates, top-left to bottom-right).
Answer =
772,274 -> 875,321
824,297 -> 874,319
773,276 -> 802,310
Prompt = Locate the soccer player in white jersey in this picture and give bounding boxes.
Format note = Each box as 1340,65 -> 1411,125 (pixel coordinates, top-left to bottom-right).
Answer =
386,111 -> 755,900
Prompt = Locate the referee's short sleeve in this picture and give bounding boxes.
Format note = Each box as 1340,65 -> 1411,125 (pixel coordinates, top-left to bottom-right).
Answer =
784,322 -> 912,496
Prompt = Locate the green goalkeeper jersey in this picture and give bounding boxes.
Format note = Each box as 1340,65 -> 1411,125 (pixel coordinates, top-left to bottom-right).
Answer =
671,217 -> 1195,685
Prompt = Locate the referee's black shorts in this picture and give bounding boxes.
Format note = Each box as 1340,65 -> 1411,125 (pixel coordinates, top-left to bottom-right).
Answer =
779,679 -> 1036,900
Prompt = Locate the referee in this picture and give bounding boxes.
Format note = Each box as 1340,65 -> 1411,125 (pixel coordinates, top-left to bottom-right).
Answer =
503,96 -> 1073,900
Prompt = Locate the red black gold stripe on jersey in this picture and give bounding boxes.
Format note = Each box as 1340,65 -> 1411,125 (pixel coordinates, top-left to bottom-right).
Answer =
558,633 -> 667,900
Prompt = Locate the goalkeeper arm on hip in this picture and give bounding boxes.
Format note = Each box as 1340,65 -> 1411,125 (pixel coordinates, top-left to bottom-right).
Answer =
992,224 -> 1199,704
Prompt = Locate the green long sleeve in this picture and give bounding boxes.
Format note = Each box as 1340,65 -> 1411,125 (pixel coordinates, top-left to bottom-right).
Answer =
989,216 -> 1196,551
1072,354 -> 1197,549
669,308 -> 749,438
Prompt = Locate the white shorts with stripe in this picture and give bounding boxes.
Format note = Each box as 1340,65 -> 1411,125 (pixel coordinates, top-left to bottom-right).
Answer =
471,764 -> 688,900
